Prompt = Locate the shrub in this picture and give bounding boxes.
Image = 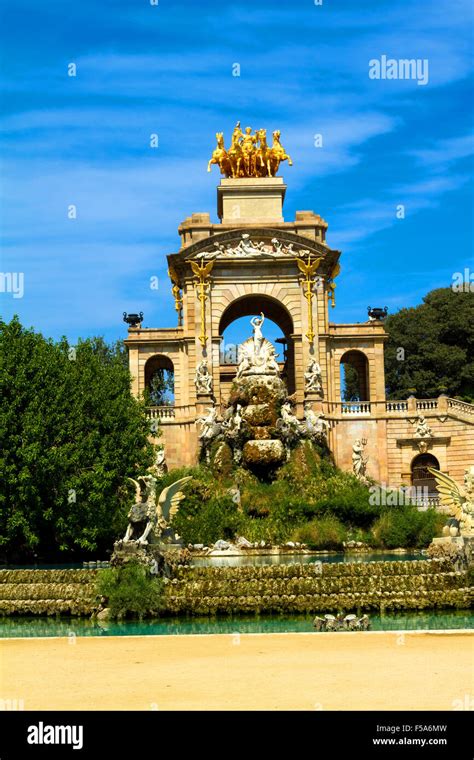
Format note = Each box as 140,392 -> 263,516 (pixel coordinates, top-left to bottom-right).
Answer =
313,476 -> 380,527
371,506 -> 444,549
291,516 -> 348,549
467,566 -> 474,586
172,495 -> 243,546
95,562 -> 164,619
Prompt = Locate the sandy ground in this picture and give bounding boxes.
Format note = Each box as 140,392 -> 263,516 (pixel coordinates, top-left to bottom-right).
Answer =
1,631 -> 472,711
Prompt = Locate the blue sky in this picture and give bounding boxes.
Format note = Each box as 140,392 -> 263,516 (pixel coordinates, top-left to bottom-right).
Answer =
0,0 -> 473,345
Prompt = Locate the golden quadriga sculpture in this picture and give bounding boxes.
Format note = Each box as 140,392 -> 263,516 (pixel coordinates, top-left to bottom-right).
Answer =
208,122 -> 293,178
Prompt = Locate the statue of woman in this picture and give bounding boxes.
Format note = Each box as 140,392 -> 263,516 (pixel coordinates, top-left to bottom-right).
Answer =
250,312 -> 265,356
352,439 -> 367,479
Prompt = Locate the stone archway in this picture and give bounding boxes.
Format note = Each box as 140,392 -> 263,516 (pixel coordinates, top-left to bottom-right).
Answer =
411,453 -> 440,493
144,354 -> 175,406
340,350 -> 370,401
218,294 -> 295,396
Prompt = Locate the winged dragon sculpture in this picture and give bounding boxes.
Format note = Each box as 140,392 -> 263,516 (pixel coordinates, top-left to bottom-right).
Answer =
428,466 -> 474,536
121,475 -> 192,545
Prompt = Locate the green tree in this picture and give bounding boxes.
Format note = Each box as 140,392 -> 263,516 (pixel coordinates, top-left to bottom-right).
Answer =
342,363 -> 361,400
145,368 -> 174,406
384,288 -> 474,400
0,316 -> 154,562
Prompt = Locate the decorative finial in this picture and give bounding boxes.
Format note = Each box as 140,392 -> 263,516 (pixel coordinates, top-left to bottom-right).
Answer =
123,312 -> 143,328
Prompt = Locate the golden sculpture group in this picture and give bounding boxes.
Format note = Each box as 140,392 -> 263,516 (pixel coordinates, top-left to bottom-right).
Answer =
208,122 -> 293,178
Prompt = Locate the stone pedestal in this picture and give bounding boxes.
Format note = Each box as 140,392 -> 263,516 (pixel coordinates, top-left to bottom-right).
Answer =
196,394 -> 214,418
111,540 -> 164,571
217,177 -> 287,223
305,392 -> 324,411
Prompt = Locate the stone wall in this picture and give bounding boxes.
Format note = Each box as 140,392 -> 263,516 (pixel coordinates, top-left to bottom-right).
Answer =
0,560 -> 471,617
0,570 -> 96,616
331,408 -> 474,485
166,560 -> 471,615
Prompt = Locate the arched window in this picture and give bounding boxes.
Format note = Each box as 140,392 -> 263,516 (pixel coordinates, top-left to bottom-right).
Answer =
411,453 -> 440,493
218,294 -> 295,394
340,350 -> 369,401
144,355 -> 174,406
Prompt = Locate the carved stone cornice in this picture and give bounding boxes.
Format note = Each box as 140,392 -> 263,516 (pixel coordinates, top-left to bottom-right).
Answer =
170,226 -> 340,262
396,436 -> 451,454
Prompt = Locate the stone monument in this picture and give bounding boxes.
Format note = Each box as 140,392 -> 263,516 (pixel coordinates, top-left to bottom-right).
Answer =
197,313 -> 328,476
111,475 -> 192,570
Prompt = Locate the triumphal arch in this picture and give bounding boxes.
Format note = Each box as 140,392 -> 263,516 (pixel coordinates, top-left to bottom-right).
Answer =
125,125 -> 474,492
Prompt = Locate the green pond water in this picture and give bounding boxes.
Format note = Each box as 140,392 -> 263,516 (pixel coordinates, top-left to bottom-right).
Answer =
1,610 -> 472,638
191,552 -> 424,567
1,552 -> 425,571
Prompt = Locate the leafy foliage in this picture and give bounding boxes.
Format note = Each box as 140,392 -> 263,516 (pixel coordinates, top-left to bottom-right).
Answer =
341,363 -> 361,401
164,441 -> 445,550
371,506 -> 445,549
0,316 -> 154,561
384,288 -> 474,400
95,562 -> 164,619
291,516 -> 348,549
144,368 -> 174,406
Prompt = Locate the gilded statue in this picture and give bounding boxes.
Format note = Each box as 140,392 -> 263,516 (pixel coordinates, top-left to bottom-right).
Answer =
207,123 -> 293,178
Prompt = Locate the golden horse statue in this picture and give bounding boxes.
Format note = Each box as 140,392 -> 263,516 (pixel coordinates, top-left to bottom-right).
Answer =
207,124 -> 293,178
207,132 -> 232,176
269,130 -> 293,176
255,128 -> 273,177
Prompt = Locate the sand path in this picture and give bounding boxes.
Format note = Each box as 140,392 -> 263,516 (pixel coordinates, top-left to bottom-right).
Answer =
1,631 -> 472,711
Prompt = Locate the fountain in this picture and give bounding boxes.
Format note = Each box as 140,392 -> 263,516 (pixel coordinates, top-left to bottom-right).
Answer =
198,313 -> 328,477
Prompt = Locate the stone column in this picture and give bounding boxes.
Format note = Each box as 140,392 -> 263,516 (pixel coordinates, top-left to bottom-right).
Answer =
128,346 -> 140,398
438,394 -> 448,415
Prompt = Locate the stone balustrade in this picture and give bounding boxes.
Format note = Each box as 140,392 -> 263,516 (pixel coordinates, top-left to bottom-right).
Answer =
385,400 -> 409,412
416,399 -> 439,411
322,396 -> 473,421
414,495 -> 441,510
447,397 -> 474,417
145,398 -> 473,425
341,402 -> 371,415
146,406 -> 175,420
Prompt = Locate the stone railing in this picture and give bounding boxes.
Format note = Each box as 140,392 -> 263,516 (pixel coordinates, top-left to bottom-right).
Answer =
146,406 -> 175,420
385,400 -> 409,412
447,397 -> 474,417
414,495 -> 440,510
416,399 -> 439,411
340,402 -> 371,415
324,396 -> 474,421
146,398 -> 473,424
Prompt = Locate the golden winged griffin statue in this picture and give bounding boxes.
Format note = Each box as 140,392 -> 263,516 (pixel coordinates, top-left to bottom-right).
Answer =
208,122 -> 293,178
428,466 -> 474,536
